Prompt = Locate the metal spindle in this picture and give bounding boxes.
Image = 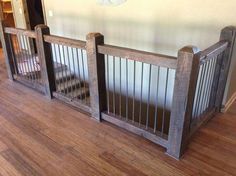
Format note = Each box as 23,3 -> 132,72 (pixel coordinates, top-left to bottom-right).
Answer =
71,47 -> 77,99
113,56 -> 116,114
106,55 -> 110,113
139,62 -> 144,126
80,49 -> 87,102
154,66 -> 160,133
26,37 -> 37,83
57,44 -> 66,94
75,48 -> 83,100
161,68 -> 169,136
206,57 -> 217,107
146,64 -> 152,129
62,46 -> 70,95
14,35 -> 23,75
204,58 -> 215,110
18,35 -> 27,78
21,35 -> 32,81
52,44 -> 59,91
199,61 -> 210,114
66,46 -> 73,99
119,57 -> 122,117
31,39 -> 40,84
126,58 -> 129,121
132,61 -> 136,123
194,63 -> 207,118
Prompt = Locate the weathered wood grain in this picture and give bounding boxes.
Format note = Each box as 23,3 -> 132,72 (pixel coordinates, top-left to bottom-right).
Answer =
98,44 -> 177,69
167,46 -> 201,159
4,27 -> 36,38
35,25 -> 56,98
86,33 -> 107,121
200,41 -> 228,63
215,26 -> 236,112
44,35 -> 86,49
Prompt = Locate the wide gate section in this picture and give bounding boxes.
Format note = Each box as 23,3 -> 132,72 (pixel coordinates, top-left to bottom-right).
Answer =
2,27 -> 45,93
190,41 -> 230,134
44,35 -> 91,113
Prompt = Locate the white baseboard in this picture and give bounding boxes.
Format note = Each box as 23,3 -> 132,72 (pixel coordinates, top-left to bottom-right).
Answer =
221,92 -> 236,113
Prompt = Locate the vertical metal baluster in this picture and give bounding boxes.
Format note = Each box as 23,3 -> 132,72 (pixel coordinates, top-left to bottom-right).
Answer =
26,37 -> 37,84
119,57 -> 122,117
22,36 -> 33,81
52,44 -> 59,91
57,45 -> 66,94
29,37 -> 37,83
146,64 -> 152,129
32,38 -> 40,83
112,56 -> 116,114
66,46 -> 73,99
106,55 -> 110,113
71,47 -> 77,100
30,38 -> 40,84
192,66 -> 201,119
194,63 -> 207,117
22,35 -> 32,81
75,48 -> 83,100
80,49 -> 87,103
62,45 -> 69,95
31,38 -> 39,83
192,64 -> 202,118
202,60 -> 211,111
204,58 -> 214,110
16,35 -> 23,76
126,58 -> 128,121
154,66 -> 160,133
14,35 -> 22,76
161,68 -> 169,136
201,61 -> 210,112
206,57 -> 217,108
139,62 -> 144,126
132,61 -> 136,123
18,35 -> 28,78
197,62 -> 208,116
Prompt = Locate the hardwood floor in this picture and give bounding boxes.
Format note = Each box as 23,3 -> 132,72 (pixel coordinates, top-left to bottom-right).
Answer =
0,49 -> 236,176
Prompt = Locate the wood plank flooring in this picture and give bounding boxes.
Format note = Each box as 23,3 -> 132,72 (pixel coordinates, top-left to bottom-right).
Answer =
0,49 -> 236,175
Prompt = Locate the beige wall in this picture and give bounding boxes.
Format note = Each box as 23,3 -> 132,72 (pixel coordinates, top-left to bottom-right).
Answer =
13,0 -> 236,106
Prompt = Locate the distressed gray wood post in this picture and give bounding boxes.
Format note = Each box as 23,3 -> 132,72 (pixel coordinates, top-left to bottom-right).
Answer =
214,26 -> 236,112
35,24 -> 56,99
167,46 -> 201,159
0,20 -> 14,80
86,33 -> 107,121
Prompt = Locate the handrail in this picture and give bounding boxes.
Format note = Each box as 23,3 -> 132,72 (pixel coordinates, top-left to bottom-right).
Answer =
4,27 -> 36,38
98,44 -> 177,69
200,41 -> 228,64
44,35 -> 86,49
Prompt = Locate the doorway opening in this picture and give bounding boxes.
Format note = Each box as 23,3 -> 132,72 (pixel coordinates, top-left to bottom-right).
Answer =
25,0 -> 45,30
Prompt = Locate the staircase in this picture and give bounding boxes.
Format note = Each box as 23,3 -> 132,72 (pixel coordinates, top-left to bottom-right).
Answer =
54,62 -> 90,102
17,58 -> 90,102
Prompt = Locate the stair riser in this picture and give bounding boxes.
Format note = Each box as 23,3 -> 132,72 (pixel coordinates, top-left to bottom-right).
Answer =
57,83 -> 85,93
56,75 -> 76,84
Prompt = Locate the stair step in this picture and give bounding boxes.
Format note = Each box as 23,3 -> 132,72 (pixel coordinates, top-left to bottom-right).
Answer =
67,87 -> 90,100
57,79 -> 83,93
55,70 -> 75,83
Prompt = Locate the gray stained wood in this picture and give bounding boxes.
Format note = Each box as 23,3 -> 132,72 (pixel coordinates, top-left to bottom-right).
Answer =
0,49 -> 236,175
